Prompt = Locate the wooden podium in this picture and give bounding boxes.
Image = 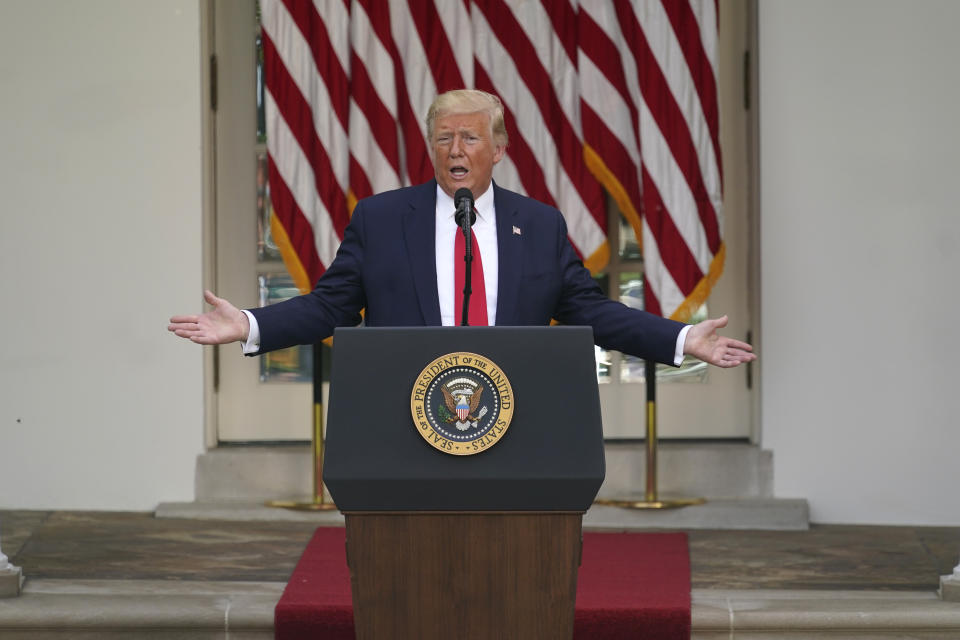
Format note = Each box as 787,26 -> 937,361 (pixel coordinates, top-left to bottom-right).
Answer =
323,327 -> 605,639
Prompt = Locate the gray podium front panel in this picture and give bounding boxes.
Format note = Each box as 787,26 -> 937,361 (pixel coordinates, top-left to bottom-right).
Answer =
322,326 -> 605,511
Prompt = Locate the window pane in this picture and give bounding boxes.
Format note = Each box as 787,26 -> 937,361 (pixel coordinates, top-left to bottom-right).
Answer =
617,272 -> 710,384
618,215 -> 642,260
255,8 -> 266,144
257,153 -> 281,261
619,271 -> 643,310
622,353 -> 709,384
595,345 -> 612,383
592,273 -> 611,383
257,273 -> 313,383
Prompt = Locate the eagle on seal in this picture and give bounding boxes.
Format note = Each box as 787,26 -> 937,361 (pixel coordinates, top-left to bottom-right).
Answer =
441,385 -> 483,423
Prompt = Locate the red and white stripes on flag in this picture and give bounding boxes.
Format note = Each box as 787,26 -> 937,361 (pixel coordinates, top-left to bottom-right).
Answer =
260,0 -> 723,322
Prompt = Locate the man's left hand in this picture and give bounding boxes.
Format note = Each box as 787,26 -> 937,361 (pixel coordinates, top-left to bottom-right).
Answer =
683,315 -> 756,368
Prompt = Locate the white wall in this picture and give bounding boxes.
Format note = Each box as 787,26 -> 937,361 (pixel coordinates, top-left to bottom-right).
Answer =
0,1 -> 205,509
759,0 -> 960,524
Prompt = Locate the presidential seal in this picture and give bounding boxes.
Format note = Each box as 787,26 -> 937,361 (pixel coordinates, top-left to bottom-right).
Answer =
410,352 -> 515,456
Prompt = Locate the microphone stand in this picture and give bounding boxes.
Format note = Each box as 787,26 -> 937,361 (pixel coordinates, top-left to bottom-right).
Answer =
460,209 -> 473,326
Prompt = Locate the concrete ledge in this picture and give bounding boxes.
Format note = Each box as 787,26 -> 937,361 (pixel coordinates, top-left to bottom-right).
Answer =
693,589 -> 960,638
2,581 -> 959,639
0,580 -> 278,639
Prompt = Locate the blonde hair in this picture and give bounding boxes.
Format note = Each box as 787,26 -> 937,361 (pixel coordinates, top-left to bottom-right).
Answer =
426,89 -> 509,146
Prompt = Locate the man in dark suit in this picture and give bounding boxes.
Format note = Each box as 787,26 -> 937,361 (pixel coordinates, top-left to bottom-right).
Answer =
170,90 -> 754,370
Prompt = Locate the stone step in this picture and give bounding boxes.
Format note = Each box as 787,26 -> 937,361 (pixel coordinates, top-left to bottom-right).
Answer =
188,441 -> 803,530
585,499 -> 808,531
195,442 -> 775,502
600,441 -> 773,500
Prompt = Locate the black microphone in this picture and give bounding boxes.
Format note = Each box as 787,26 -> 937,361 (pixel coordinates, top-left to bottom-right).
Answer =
453,188 -> 477,326
454,188 -> 476,228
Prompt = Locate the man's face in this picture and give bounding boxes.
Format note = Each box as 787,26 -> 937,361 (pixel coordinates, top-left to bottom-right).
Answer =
431,111 -> 505,199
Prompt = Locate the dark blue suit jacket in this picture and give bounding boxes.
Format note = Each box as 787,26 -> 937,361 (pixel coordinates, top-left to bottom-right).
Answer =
250,181 -> 685,363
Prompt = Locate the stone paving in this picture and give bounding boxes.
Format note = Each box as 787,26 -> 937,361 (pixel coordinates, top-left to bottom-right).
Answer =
4,510 -> 957,590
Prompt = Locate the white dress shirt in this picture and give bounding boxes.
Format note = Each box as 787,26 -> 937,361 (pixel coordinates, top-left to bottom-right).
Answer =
436,184 -> 498,326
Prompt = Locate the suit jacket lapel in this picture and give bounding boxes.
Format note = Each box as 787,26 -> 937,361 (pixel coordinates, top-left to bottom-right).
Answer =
403,181 -> 442,326
494,183 -> 522,326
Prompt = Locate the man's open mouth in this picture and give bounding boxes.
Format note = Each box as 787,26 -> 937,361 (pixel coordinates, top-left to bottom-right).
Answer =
450,166 -> 468,178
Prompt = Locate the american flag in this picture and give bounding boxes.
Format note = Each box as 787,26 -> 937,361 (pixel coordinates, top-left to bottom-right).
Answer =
260,0 -> 723,323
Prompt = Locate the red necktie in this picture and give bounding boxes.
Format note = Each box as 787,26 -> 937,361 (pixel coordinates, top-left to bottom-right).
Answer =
454,228 -> 488,326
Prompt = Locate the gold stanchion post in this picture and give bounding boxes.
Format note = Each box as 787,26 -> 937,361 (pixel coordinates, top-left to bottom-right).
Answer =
267,342 -> 338,511
595,359 -> 705,510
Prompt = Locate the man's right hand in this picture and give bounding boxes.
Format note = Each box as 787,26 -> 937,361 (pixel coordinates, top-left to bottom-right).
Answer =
168,290 -> 250,345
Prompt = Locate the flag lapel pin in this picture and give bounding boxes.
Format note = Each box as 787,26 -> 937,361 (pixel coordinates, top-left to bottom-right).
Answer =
512,225 -> 522,236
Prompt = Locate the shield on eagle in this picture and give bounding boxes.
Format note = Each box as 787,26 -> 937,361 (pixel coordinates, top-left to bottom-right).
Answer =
456,396 -> 470,421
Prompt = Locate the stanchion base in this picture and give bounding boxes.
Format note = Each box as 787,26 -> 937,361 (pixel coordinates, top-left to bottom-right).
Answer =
594,497 -> 706,510
265,498 -> 339,512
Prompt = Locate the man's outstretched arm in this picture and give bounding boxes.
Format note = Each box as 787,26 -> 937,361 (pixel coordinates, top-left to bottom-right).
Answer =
683,315 -> 756,368
168,290 -> 250,345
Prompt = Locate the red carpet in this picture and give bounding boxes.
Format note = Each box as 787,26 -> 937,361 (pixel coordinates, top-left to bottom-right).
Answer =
275,527 -> 690,639
574,530 -> 691,639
